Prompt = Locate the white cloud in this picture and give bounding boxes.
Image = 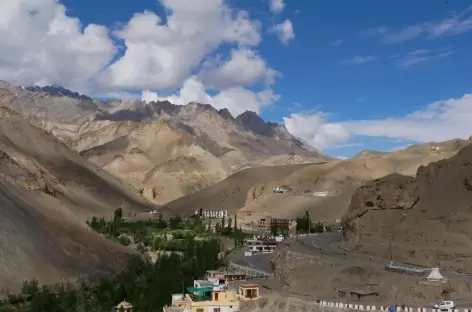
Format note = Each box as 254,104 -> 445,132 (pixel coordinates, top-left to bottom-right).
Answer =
0,0 -> 116,90
142,77 -> 279,116
283,93 -> 472,150
394,49 -> 455,68
198,48 -> 277,89
103,1 -> 262,91
362,5 -> 472,44
342,94 -> 472,142
330,39 -> 344,47
283,112 -> 351,150
342,55 -> 377,65
271,19 -> 295,45
269,0 -> 285,14
0,0 -> 285,117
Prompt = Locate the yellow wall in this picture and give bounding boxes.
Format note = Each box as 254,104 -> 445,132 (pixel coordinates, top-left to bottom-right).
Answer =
188,291 -> 239,312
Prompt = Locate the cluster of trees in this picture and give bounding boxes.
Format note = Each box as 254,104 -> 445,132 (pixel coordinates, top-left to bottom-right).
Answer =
295,211 -> 324,234
0,239 -> 222,311
86,209 -> 208,252
269,225 -> 288,237
206,214 -> 245,248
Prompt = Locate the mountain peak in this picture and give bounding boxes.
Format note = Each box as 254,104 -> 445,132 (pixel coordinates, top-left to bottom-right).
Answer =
217,108 -> 234,120
236,110 -> 270,135
24,84 -> 93,102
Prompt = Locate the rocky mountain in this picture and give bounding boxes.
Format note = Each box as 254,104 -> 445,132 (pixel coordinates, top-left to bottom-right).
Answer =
166,139 -> 472,225
0,107 -> 156,293
0,81 -> 326,204
342,140 -> 472,272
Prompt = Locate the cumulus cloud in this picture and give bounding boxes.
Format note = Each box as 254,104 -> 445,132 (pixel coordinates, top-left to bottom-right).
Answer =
198,48 -> 278,89
0,0 -> 283,116
103,1 -> 262,91
142,77 -> 279,116
283,112 -> 351,150
0,0 -> 116,90
271,19 -> 295,45
269,0 -> 285,14
283,94 -> 472,150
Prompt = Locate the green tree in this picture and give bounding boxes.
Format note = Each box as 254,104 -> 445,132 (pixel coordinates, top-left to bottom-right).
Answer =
118,235 -> 131,246
270,224 -> 279,237
169,216 -> 183,229
157,214 -> 167,228
312,221 -> 324,233
207,218 -> 212,233
227,217 -> 233,233
114,207 -> 123,222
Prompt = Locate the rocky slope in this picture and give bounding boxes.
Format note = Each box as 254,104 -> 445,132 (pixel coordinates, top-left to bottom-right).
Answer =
166,139 -> 471,224
0,82 -> 326,204
0,107 -> 156,293
342,141 -> 472,272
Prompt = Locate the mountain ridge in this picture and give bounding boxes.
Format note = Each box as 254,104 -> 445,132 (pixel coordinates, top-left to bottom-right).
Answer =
0,81 -> 326,204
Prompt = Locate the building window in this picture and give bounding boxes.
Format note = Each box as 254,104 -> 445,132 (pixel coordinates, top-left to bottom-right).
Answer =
196,309 -> 204,312
214,308 -> 221,312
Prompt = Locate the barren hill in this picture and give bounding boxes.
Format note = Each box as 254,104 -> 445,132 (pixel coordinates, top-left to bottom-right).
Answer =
169,139 -> 472,225
342,141 -> 472,272
0,108 -> 156,293
238,140 -> 469,225
162,164 -> 312,216
0,82 -> 326,204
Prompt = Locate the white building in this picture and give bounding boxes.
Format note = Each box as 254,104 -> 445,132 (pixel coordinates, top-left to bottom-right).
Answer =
195,209 -> 228,219
244,236 -> 282,256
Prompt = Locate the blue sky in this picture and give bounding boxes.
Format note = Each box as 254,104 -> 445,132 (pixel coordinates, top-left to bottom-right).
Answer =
2,0 -> 472,157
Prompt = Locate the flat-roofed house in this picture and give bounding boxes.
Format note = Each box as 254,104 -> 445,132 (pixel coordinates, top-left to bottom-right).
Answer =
163,286 -> 240,312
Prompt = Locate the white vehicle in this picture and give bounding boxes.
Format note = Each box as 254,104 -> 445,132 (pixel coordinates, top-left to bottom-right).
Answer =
434,301 -> 455,310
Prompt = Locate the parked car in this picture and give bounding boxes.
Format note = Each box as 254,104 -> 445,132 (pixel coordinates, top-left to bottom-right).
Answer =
434,301 -> 455,310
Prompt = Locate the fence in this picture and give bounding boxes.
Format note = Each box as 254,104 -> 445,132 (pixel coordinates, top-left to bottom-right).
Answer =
315,300 -> 468,312
228,262 -> 273,279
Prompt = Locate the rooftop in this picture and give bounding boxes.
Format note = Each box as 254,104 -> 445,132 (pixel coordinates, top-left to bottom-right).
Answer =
194,280 -> 215,287
115,300 -> 133,309
239,284 -> 260,288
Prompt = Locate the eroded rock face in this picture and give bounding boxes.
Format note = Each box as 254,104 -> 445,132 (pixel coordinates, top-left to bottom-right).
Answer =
344,173 -> 419,224
341,143 -> 472,272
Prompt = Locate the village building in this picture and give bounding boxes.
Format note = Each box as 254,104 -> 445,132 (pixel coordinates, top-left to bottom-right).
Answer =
244,236 -> 283,256
195,209 -> 228,219
273,185 -> 291,194
237,284 -> 260,300
163,285 -> 240,312
113,300 -> 134,312
205,269 -> 247,283
257,217 -> 293,230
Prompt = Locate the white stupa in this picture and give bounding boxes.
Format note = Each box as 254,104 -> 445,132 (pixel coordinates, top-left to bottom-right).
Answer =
426,268 -> 446,282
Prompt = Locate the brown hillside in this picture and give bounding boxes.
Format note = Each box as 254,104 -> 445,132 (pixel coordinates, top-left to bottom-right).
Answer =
162,164 -> 312,216
235,140 -> 470,225
342,142 -> 472,272
0,82 -> 325,205
0,108 -> 158,293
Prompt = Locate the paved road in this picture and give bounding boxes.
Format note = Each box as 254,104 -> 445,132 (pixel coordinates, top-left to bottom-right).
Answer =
236,233 -> 472,308
240,254 -> 273,273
